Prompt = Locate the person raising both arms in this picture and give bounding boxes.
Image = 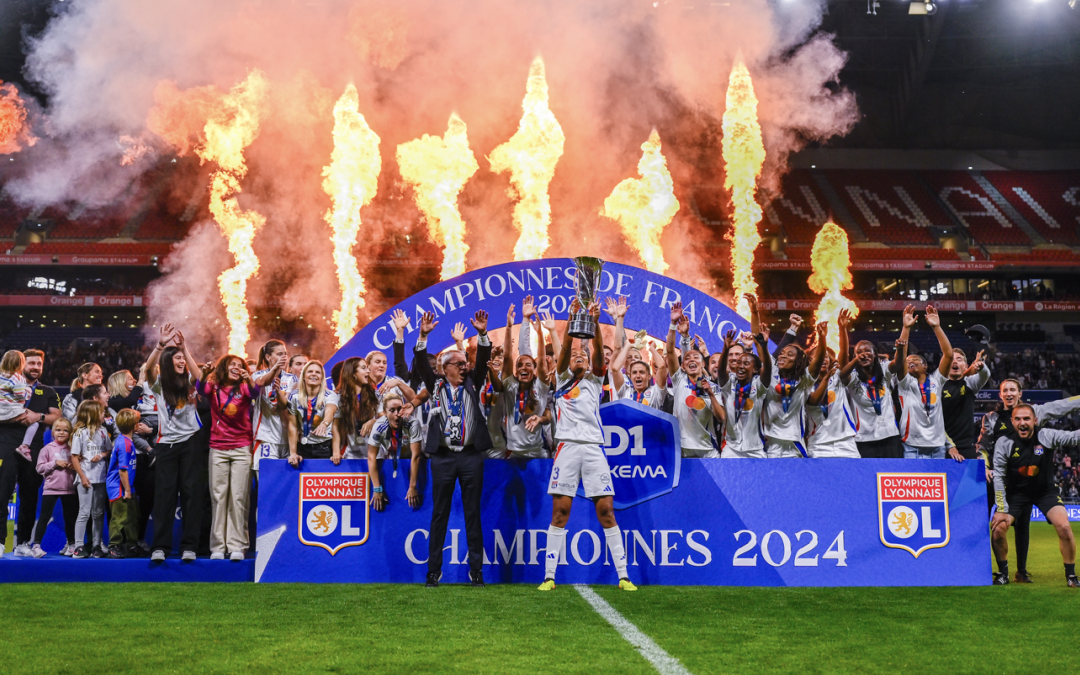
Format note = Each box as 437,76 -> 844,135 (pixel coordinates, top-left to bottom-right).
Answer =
762,318 -> 826,459
488,303 -> 553,459
805,310 -> 862,458
849,309 -> 908,459
667,301 -> 725,458
892,305 -> 953,459
609,307 -> 668,409
539,298 -> 636,592
251,340 -> 290,474
716,320 -> 772,459
366,392 -> 423,512
991,404 -> 1080,587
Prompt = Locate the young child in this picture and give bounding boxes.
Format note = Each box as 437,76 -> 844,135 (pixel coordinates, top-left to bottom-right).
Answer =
31,419 -> 79,557
70,400 -> 111,558
0,350 -> 39,461
106,409 -> 141,558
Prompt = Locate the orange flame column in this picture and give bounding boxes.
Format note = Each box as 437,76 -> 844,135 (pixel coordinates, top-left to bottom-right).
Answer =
600,130 -> 679,274
323,84 -> 381,348
808,222 -> 859,352
396,113 -> 479,280
195,70 -> 269,356
721,55 -> 766,319
489,57 -> 565,261
0,81 -> 36,154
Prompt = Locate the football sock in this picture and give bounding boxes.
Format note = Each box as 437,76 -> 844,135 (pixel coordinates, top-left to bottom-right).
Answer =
605,525 -> 628,579
1065,563 -> 1075,578
545,526 -> 566,580
997,559 -> 1009,577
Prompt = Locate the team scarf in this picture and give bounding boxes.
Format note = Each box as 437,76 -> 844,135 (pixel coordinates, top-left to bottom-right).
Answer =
441,381 -> 466,446
630,386 -> 648,404
920,376 -> 933,417
481,381 -> 495,418
554,376 -> 582,400
513,385 -> 532,424
865,375 -> 883,415
775,376 -> 800,413
733,379 -> 753,424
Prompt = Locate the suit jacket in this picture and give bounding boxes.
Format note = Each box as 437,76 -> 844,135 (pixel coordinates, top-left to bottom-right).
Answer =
414,337 -> 493,453
393,339 -> 423,390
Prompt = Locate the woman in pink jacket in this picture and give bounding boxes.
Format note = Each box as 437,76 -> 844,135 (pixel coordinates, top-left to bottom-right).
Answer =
31,419 -> 79,557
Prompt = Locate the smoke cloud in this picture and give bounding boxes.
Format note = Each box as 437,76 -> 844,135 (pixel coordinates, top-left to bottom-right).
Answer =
8,0 -> 857,356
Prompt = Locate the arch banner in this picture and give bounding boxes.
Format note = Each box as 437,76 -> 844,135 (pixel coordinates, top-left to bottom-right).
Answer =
328,259 -> 760,369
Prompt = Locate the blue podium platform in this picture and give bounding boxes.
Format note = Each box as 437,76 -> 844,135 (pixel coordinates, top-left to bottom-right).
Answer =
0,555 -> 255,583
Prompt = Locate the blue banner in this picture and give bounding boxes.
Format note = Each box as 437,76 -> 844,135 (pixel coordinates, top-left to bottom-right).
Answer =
255,456 -> 991,586
326,259 -> 765,371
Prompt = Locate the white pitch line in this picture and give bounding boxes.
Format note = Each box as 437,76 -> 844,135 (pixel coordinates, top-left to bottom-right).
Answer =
574,585 -> 693,675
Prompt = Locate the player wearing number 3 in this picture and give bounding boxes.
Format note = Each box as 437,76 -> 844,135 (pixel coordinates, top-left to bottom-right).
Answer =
539,299 -> 636,592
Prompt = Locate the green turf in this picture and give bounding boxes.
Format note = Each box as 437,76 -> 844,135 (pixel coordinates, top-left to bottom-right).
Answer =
3,524 -> 1080,674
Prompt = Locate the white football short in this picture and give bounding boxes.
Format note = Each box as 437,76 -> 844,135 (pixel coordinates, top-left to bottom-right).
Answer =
809,437 -> 860,458
548,442 -> 614,499
253,442 -> 288,472
682,446 -> 720,459
721,442 -> 766,459
765,438 -> 809,459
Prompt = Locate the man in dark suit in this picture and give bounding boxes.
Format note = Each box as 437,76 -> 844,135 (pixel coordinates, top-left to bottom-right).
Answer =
413,310 -> 492,587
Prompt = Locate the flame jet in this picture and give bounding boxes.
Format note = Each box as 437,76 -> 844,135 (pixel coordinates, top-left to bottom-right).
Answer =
721,55 -> 766,319
489,57 -> 565,261
808,222 -> 859,352
0,81 -> 35,154
323,84 -> 381,348
600,130 -> 679,274
195,70 -> 269,356
396,113 -> 479,280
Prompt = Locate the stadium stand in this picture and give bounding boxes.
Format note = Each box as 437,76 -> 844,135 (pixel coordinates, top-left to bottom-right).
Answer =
922,171 -> 1030,246
763,170 -> 832,244
981,171 -> 1080,246
822,170 -> 943,245
21,241 -> 173,256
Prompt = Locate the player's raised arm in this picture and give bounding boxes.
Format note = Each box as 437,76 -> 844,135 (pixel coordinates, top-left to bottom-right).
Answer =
557,299 -> 579,374
891,305 -> 914,379
924,306 -> 954,377
717,329 -> 735,387
589,302 -> 605,377
666,301 -> 684,377
809,321 -> 827,378
502,303 -> 516,381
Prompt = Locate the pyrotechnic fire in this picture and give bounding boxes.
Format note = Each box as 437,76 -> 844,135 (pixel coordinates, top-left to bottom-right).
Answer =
808,221 -> 859,352
600,129 -> 678,274
396,113 -> 479,280
323,83 -> 381,348
194,70 -> 269,356
721,55 -> 766,319
0,81 -> 36,154
489,56 -> 565,261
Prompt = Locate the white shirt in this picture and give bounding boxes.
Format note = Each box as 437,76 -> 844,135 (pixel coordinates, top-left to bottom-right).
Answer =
554,369 -> 605,445
367,415 -> 423,459
763,369 -> 816,442
896,370 -> 947,447
805,374 -> 861,450
71,427 -> 110,483
721,376 -> 767,454
253,371 -> 297,444
851,362 -> 900,442
149,378 -> 201,445
671,370 -> 721,452
617,382 -> 666,410
501,377 -> 550,454
287,390 -> 340,445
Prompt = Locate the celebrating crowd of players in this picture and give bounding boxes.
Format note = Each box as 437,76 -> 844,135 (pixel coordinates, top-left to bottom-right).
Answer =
1,293 -> 1078,589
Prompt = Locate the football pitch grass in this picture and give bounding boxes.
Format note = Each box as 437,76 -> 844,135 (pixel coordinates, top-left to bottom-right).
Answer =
3,524 -> 1079,674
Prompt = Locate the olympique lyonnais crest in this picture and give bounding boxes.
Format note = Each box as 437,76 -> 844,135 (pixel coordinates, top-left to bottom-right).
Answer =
877,473 -> 950,558
298,473 -> 370,555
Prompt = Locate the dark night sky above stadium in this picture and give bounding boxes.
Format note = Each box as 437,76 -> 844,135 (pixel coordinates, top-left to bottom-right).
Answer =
1,0 -> 1079,150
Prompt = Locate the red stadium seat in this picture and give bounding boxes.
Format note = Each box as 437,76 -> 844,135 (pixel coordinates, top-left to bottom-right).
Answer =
921,171 -> 1029,246
824,171 -> 945,245
981,171 -> 1080,245
763,171 -> 842,245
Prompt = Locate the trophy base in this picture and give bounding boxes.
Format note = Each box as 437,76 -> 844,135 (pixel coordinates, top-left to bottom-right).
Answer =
567,313 -> 597,340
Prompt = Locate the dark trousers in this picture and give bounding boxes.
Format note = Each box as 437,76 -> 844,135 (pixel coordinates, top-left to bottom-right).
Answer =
857,436 -> 903,459
298,441 -> 333,460
0,443 -> 45,546
134,459 -> 155,541
33,493 -> 78,546
428,447 -> 484,575
0,444 -> 19,541
151,436 -> 205,554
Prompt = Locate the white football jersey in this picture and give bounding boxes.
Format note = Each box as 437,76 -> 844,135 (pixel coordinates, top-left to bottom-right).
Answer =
721,376 -> 767,454
554,369 -> 605,446
763,369 -> 815,442
367,415 -> 423,459
671,370 -> 721,452
253,370 -> 297,445
896,370 -> 947,447
502,377 -> 550,454
805,374 -> 860,451
850,363 -> 900,442
617,382 -> 666,410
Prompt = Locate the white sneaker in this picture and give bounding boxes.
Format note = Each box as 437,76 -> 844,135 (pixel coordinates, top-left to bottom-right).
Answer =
210,552 -> 225,560
0,544 -> 5,556
13,543 -> 33,557
230,551 -> 245,562
151,550 -> 166,562
181,550 -> 196,562
31,545 -> 46,558
60,544 -> 75,557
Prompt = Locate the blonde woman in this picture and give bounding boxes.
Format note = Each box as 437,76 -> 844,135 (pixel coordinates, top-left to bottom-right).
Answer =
61,362 -> 102,422
288,361 -> 340,463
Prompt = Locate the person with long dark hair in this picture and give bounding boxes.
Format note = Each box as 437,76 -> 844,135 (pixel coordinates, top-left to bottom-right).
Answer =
61,362 -> 102,422
252,340 -> 291,475
892,305 -> 954,459
144,324 -> 204,562
197,353 -> 262,561
487,303 -> 551,459
331,357 -> 378,464
850,307 -> 909,459
763,322 -> 826,458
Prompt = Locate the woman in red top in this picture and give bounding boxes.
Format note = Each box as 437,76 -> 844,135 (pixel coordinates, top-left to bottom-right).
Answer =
196,354 -> 273,561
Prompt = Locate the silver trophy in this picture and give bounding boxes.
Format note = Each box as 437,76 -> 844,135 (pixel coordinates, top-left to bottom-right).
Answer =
568,256 -> 605,339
